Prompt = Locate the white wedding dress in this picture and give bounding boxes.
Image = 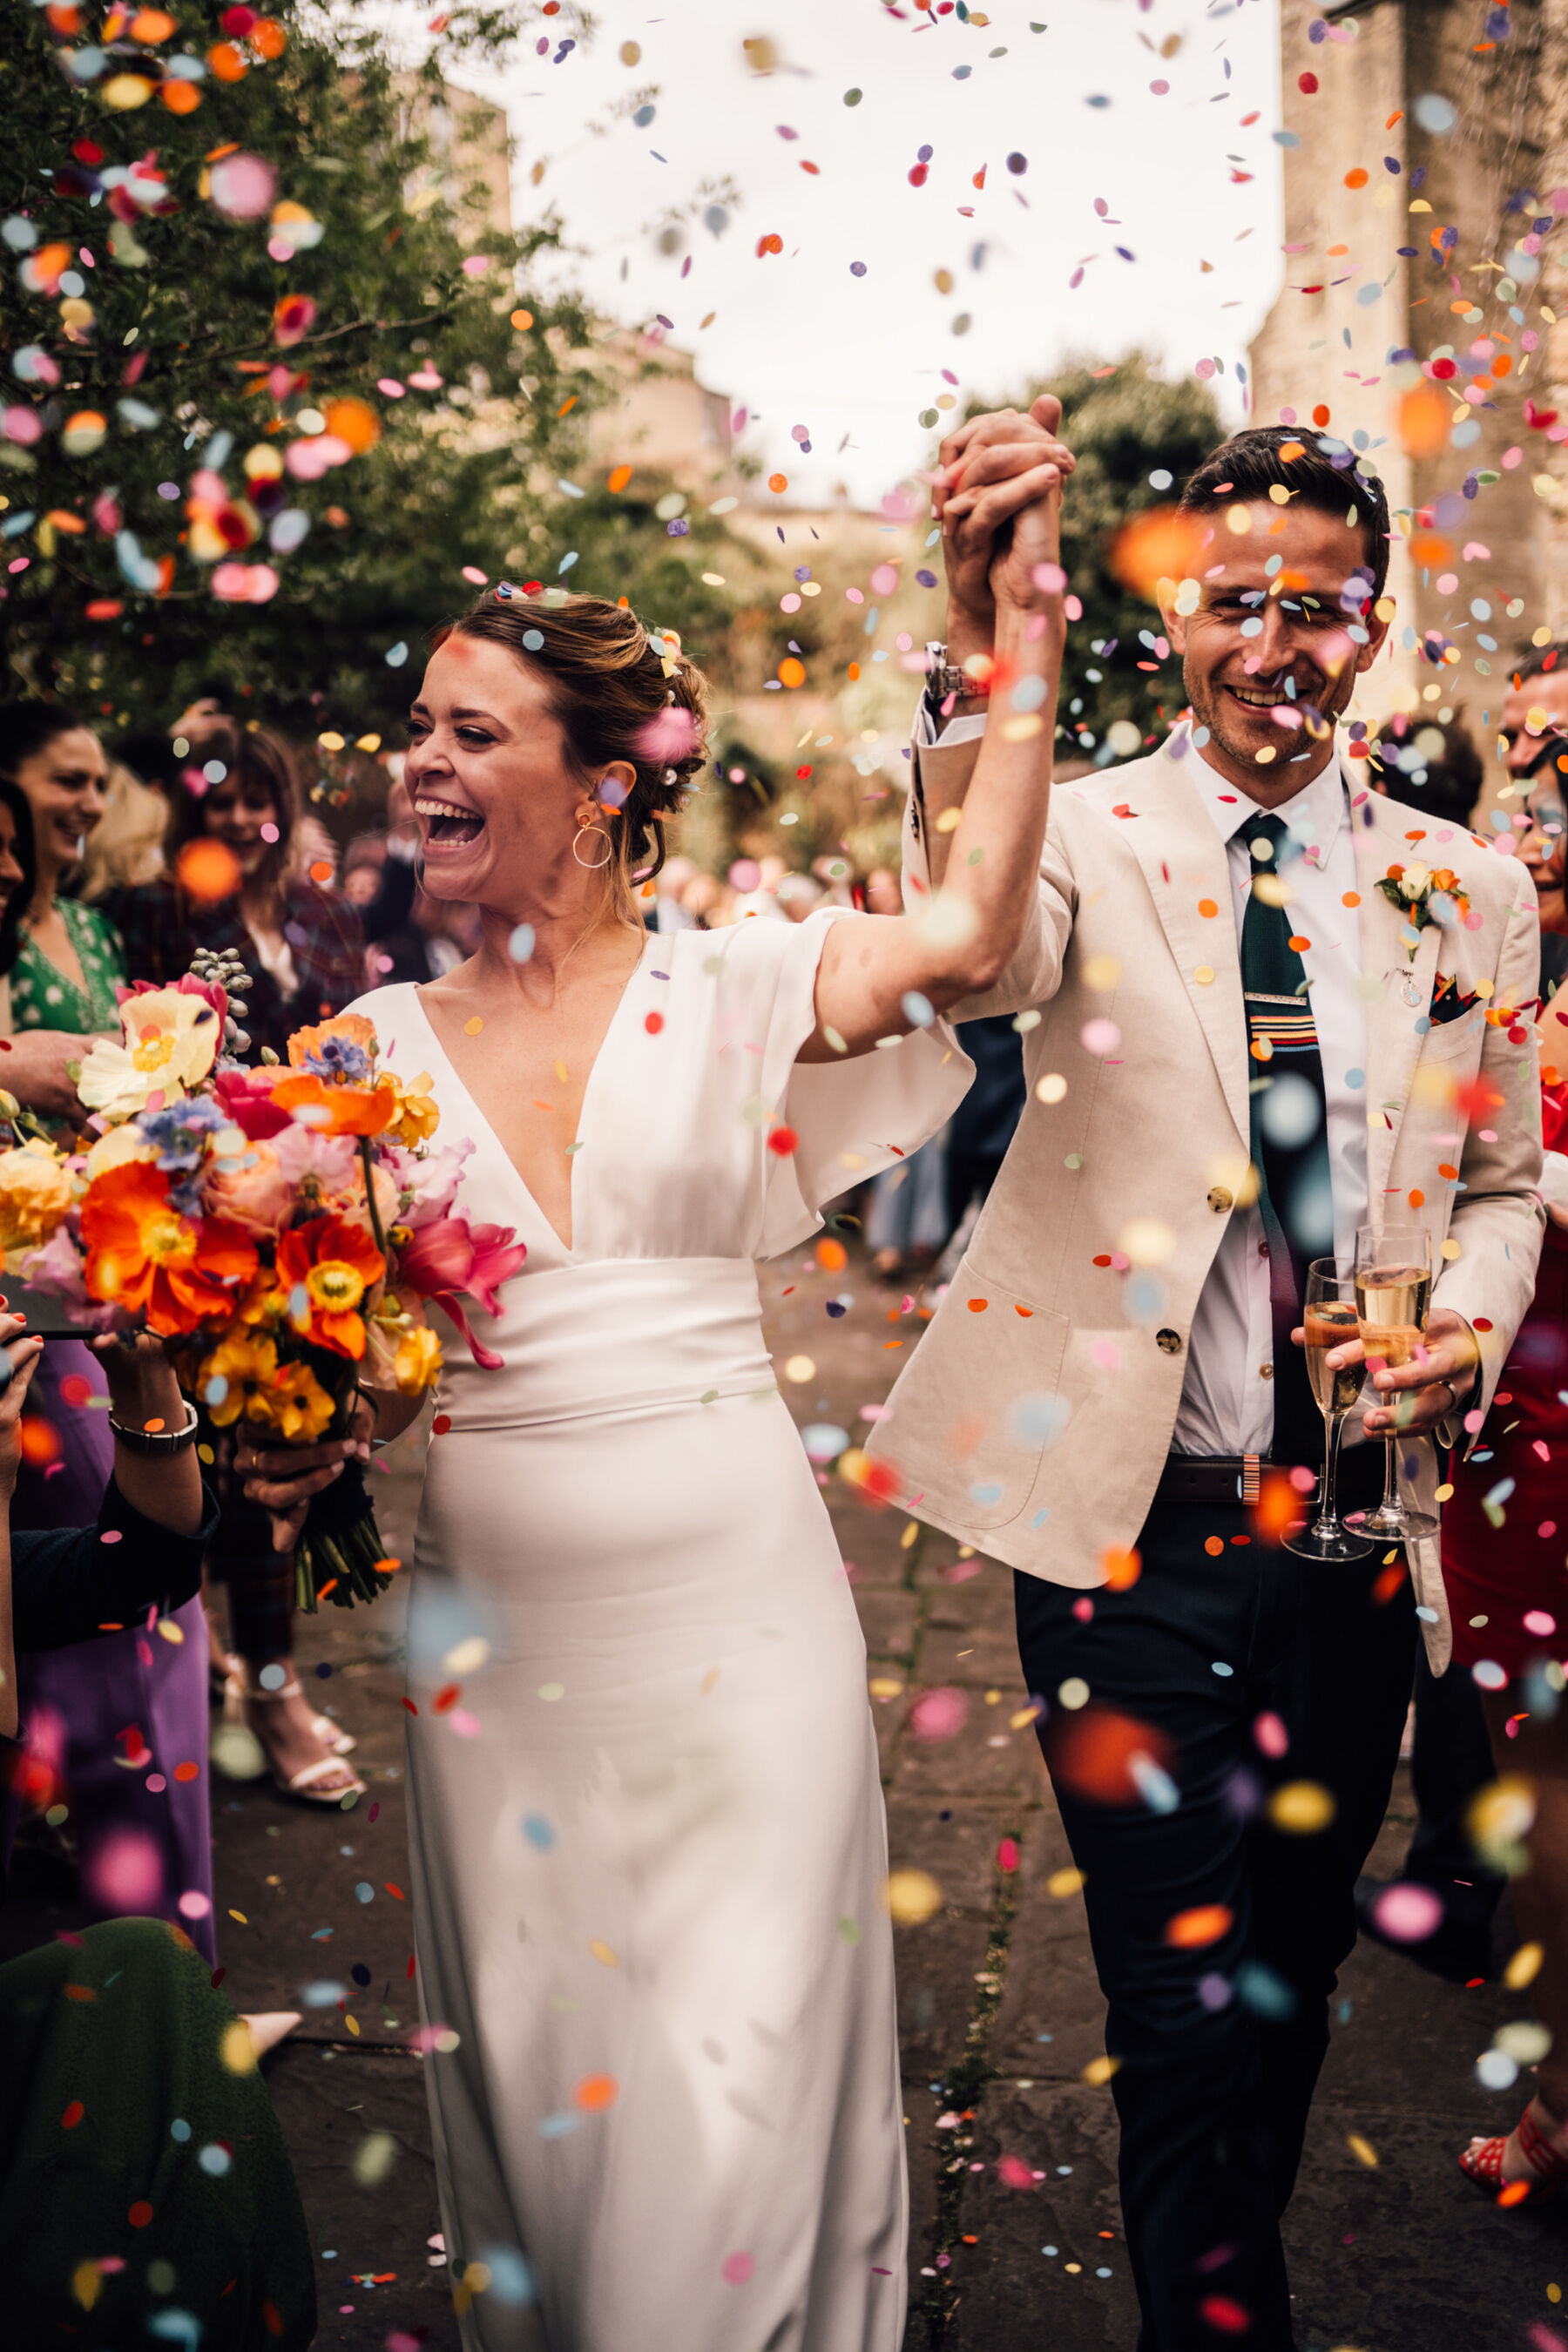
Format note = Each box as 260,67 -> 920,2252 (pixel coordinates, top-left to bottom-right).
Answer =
348,909 -> 970,2352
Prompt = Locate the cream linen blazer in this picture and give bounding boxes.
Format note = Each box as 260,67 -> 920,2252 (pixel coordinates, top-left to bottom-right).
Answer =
868,728 -> 1546,1671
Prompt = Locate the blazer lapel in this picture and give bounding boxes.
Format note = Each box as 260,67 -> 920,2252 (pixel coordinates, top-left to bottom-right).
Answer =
1114,747 -> 1250,1149
1351,786 -> 1443,1206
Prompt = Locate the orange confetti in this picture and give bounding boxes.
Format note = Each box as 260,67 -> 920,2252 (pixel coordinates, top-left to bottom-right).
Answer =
1409,1188 -> 1425,1209
250,17 -> 287,59
1288,935 -> 1310,952
1165,1903 -> 1233,1949
510,308 -> 534,331
778,657 -> 805,688
1343,167 -> 1369,189
1312,402 -> 1330,428
1205,1536 -> 1225,1556
323,396 -> 380,455
206,39 -> 247,79
967,1296 -> 989,1313
20,1417 -> 61,1467
1198,898 -> 1218,919
176,838 -> 242,902
1398,382 -> 1452,458
1342,890 -> 1361,909
557,395 -> 578,417
816,1236 -> 848,1274
1101,1545 -> 1142,1592
767,472 -> 788,494
575,2072 -> 618,2112
172,1761 -> 199,1783
160,79 -> 201,112
606,463 -> 632,492
756,233 -> 783,256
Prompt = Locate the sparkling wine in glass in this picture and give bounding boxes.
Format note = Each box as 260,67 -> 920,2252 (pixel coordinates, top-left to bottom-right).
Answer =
1353,1221 -> 1439,1541
1285,1261 -> 1373,1563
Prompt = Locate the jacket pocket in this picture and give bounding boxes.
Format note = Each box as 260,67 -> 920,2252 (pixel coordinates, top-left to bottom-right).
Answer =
879,1254 -> 1071,1532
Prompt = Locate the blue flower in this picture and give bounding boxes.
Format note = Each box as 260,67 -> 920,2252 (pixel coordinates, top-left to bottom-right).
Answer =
304,1036 -> 373,1084
136,1097 -> 226,1173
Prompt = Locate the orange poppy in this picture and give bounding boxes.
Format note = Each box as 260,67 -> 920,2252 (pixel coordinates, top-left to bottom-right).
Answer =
271,1071 -> 398,1137
82,1162 -> 259,1336
275,1213 -> 386,1359
287,1012 -> 379,1070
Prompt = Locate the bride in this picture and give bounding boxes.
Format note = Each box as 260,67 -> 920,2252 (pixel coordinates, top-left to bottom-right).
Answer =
244,417 -> 1066,2351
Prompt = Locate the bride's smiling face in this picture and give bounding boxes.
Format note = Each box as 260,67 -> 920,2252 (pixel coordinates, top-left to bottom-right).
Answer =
405,636 -> 583,904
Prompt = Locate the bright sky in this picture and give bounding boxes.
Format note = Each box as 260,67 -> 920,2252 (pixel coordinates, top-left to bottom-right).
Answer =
443,0 -> 1286,506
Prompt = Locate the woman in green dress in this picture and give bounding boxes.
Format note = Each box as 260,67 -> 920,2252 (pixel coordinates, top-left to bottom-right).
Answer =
3,705 -> 121,1042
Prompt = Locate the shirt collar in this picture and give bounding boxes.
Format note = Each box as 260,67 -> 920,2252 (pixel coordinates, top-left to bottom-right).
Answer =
1187,730 -> 1349,871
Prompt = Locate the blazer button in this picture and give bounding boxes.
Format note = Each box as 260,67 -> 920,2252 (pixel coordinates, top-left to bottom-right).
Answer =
1207,1186 -> 1233,1213
1155,1328 -> 1183,1355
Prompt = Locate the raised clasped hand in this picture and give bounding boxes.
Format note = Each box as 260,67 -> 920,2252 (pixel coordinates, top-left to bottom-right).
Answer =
234,1428 -> 370,1553
1292,1305 -> 1479,1436
935,394 -> 1074,644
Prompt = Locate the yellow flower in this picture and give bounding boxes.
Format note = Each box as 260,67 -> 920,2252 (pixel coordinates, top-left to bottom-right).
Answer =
393,1321 -> 443,1395
78,986 -> 225,1119
386,1070 -> 440,1148
265,1356 -> 337,1443
198,1329 -> 281,1429
0,1138 -> 75,1254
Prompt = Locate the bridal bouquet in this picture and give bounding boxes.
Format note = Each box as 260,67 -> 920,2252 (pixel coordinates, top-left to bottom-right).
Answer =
0,976 -> 522,1611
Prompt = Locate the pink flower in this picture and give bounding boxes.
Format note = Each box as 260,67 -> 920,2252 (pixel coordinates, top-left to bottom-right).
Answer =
202,1142 -> 294,1237
382,1139 -> 472,1227
213,1064 -> 292,1141
395,1215 -> 525,1370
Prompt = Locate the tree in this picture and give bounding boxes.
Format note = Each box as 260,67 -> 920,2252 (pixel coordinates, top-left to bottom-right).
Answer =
970,354 -> 1222,763
0,0 -> 610,734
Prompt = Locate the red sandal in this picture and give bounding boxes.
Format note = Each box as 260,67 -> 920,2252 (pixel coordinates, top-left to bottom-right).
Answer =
1460,2103 -> 1568,2206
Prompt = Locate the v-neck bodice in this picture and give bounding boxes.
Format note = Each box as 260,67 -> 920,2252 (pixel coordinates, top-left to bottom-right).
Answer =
345,907 -> 971,1363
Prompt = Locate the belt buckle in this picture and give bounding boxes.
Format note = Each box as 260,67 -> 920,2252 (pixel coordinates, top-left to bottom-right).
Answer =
1239,1452 -> 1260,1506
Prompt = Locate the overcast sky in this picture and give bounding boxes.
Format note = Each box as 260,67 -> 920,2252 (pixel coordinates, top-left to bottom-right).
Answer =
436,0 -> 1286,506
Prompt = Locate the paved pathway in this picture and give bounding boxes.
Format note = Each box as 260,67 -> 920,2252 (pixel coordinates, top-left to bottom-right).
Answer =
12,1242 -> 1557,2349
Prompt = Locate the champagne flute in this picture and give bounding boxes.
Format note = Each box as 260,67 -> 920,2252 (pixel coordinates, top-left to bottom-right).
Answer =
1284,1260 -> 1373,1563
1353,1220 -> 1440,1541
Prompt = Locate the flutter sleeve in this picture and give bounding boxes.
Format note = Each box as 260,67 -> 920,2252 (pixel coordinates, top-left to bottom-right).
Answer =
746,906 -> 974,1257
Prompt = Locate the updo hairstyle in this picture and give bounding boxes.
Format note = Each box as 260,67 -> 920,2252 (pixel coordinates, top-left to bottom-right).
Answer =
438,588 -> 710,909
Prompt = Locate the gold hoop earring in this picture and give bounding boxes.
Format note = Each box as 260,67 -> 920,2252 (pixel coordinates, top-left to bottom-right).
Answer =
572,814 -> 613,870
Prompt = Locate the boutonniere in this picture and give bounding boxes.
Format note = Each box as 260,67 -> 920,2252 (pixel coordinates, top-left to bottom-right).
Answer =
1375,862 -> 1471,932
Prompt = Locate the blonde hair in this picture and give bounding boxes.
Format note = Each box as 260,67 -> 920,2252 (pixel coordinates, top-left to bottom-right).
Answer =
437,587 -> 710,918
82,762 -> 166,899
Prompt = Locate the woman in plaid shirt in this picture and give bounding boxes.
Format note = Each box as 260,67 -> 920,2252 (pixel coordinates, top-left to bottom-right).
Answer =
107,724 -> 367,1060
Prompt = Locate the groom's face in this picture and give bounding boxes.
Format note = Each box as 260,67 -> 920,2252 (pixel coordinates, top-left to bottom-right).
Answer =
1162,501 -> 1389,789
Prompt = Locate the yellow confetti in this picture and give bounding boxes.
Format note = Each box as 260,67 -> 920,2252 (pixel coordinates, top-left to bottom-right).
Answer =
783,1355 -> 815,1384
1347,2132 -> 1379,2168
1010,1702 -> 1044,1731
700,1666 -> 720,1695
885,1869 -> 943,1926
1269,1781 -> 1335,1835
464,1017 -> 483,1036
1506,1940 -> 1545,1990
345,2013 -> 361,2037
868,1675 -> 904,1702
155,1617 -> 185,1644
71,2262 -> 101,2312
220,2020 -> 258,2074
900,1519 -> 920,1550
590,1939 -> 618,1968
1047,1866 -> 1086,1899
228,1908 -> 248,1924
1082,2054 -> 1121,2086
936,806 -> 963,833
554,1058 -> 568,1082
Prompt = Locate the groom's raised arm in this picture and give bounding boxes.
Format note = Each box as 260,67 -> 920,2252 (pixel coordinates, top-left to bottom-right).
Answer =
901,399 -> 1078,1021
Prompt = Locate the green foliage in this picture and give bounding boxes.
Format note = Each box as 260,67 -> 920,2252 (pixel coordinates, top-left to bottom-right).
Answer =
972,353 -> 1222,762
0,0 -> 605,733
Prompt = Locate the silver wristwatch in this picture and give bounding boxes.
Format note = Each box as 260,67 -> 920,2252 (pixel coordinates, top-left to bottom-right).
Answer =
923,641 -> 979,709
106,1398 -> 200,1454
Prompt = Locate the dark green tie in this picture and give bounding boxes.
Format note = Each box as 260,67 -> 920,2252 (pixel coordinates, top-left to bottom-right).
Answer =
1240,811 -> 1335,1467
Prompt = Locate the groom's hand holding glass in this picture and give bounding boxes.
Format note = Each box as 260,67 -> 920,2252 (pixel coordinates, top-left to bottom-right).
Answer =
1293,1304 -> 1479,1433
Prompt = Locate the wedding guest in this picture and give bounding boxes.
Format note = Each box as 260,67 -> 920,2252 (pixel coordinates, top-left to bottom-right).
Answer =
105,726 -> 368,1807
1370,711 -> 1483,831
873,414 -> 1543,2347
0,1315 -> 315,2352
0,704 -> 216,1955
1450,650 -> 1568,2198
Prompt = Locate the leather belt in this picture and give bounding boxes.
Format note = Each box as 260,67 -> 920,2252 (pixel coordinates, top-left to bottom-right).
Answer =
1155,1453 -> 1268,1507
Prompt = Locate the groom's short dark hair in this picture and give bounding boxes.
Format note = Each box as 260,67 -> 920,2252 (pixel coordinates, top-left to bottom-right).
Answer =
1178,424 -> 1392,604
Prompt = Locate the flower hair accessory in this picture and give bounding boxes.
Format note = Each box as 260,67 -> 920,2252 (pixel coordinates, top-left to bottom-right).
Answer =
1375,862 -> 1471,934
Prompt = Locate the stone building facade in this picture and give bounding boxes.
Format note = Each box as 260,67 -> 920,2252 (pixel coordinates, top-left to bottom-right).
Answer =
1248,0 -> 1567,733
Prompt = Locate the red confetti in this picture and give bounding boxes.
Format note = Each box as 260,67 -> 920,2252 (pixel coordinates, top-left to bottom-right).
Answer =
432,1684 -> 460,1714
61,2100 -> 84,2130
431,1413 -> 452,1435
645,1010 -> 665,1034
128,2201 -> 154,2230
767,1125 -> 799,1156
402,1696 -> 420,1714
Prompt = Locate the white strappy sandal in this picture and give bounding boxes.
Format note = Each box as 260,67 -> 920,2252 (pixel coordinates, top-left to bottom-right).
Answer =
222,1666 -> 367,1806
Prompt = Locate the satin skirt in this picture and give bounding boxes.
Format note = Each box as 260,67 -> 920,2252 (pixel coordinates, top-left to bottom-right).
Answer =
406,1260 -> 908,2352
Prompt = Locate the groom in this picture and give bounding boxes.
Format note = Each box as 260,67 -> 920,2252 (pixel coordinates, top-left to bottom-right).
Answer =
873,407 -> 1544,2349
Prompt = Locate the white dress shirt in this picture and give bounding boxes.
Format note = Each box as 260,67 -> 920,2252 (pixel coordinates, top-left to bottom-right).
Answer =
918,703 -> 1370,1456
1173,740 -> 1369,1455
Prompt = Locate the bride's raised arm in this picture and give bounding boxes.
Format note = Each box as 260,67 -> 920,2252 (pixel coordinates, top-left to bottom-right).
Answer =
801,399 -> 1070,1064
